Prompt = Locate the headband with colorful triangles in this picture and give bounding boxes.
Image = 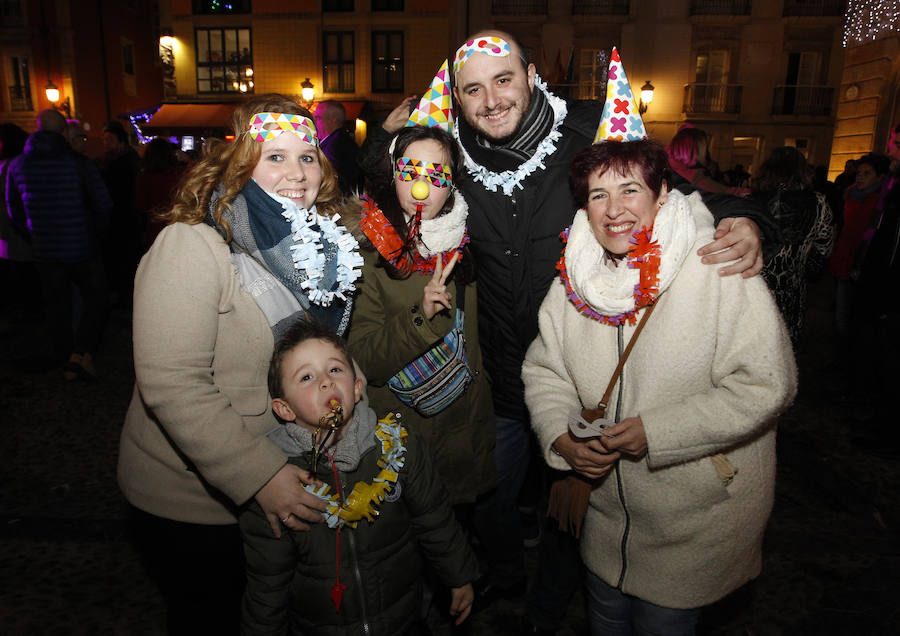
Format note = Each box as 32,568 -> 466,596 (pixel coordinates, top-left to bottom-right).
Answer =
405,59 -> 454,134
594,48 -> 647,144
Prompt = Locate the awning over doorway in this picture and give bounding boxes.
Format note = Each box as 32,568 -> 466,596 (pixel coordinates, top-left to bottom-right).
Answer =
142,103 -> 236,131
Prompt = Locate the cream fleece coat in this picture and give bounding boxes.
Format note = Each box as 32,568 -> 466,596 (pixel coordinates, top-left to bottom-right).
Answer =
523,192 -> 797,609
118,222 -> 286,524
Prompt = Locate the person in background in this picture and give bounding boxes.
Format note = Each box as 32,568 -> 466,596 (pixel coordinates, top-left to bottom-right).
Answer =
752,146 -> 834,346
135,137 -> 183,252
666,126 -> 749,196
0,122 -> 37,326
66,119 -> 88,155
99,119 -> 140,307
6,110 -> 112,379
315,100 -> 362,196
851,122 -> 900,449
828,152 -> 889,384
117,94 -> 363,636
833,158 -> 858,195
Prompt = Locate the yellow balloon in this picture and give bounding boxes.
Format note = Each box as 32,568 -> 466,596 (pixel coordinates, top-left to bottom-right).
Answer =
411,181 -> 430,200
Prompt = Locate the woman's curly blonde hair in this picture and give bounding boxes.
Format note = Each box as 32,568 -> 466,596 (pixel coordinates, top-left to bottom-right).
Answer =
164,93 -> 357,241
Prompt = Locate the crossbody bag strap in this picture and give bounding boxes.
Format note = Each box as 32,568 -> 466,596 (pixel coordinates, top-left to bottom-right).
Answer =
594,300 -> 658,415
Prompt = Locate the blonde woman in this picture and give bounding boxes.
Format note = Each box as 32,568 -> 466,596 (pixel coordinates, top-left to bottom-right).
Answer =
117,94 -> 362,635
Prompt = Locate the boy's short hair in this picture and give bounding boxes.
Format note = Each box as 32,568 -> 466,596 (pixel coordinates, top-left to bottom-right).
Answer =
268,320 -> 355,399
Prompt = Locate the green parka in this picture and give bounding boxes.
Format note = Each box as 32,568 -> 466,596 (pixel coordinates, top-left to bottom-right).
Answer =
347,249 -> 496,505
240,423 -> 479,636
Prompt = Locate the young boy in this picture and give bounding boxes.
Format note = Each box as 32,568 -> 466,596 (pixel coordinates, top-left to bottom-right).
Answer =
240,321 -> 478,635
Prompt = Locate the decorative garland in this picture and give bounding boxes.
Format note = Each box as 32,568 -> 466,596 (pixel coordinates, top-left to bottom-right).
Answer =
556,224 -> 661,325
280,202 -> 363,307
453,74 -> 568,196
359,197 -> 468,275
304,413 -> 408,529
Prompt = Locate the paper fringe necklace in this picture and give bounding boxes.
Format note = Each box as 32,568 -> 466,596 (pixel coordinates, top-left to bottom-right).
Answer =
359,197 -> 468,275
281,203 -> 363,306
556,225 -> 661,325
303,413 -> 408,612
303,413 -> 407,529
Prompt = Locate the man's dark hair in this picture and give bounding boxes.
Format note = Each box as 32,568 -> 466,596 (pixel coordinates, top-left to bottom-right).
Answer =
268,320 -> 354,399
856,152 -> 890,176
103,120 -> 129,144
570,139 -> 671,208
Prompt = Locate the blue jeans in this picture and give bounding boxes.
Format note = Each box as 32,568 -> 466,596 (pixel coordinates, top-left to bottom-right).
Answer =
586,570 -> 701,636
472,415 -> 531,585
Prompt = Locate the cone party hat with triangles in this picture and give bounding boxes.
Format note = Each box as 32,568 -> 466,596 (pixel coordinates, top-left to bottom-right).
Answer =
594,48 -> 647,144
406,59 -> 454,134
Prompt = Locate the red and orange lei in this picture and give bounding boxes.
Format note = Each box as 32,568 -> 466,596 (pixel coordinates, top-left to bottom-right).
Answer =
556,224 -> 661,325
360,197 -> 468,276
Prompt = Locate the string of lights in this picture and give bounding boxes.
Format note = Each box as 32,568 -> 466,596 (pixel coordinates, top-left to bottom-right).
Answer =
128,107 -> 160,144
843,0 -> 900,47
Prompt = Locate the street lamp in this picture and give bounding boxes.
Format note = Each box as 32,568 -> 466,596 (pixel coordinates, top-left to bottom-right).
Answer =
300,78 -> 315,110
45,80 -> 71,118
639,80 -> 655,115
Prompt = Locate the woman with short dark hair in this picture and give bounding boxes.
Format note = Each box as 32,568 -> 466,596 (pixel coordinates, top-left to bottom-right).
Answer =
524,137 -> 797,634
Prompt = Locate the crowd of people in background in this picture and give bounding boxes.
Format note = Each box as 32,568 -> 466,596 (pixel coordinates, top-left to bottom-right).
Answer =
3,28 -> 900,636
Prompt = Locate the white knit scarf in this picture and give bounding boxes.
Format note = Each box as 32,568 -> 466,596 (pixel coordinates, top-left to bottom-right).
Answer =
407,191 -> 469,257
565,189 -> 697,316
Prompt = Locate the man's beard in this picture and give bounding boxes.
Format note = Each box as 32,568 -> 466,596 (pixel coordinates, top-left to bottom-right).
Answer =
470,95 -> 531,144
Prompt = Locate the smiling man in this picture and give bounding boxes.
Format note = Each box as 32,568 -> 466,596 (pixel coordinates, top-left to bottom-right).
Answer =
374,30 -> 779,634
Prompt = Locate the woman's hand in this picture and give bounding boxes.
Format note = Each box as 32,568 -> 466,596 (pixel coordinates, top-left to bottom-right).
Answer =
382,96 -> 418,134
698,217 -> 763,278
254,464 -> 328,538
552,432 -> 620,479
422,252 -> 459,320
449,583 -> 474,625
600,416 -> 648,458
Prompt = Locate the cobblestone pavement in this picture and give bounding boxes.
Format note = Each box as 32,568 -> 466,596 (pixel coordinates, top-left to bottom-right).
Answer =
1,275 -> 899,635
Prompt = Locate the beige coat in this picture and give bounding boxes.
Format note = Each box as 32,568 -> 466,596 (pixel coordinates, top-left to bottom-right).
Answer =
118,222 -> 286,525
523,204 -> 797,609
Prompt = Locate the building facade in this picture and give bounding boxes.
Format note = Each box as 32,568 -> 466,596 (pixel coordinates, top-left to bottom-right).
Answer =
461,0 -> 847,175
0,0 -> 163,157
153,0 -> 456,141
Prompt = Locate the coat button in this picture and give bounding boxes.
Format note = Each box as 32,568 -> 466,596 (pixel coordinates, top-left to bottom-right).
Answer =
411,305 -> 419,314
414,316 -> 424,326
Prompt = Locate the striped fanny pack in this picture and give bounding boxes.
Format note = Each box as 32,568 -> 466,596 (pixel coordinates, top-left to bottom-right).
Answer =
387,307 -> 474,417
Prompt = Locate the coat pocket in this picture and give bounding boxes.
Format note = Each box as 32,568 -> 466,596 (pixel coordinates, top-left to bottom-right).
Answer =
219,383 -> 270,417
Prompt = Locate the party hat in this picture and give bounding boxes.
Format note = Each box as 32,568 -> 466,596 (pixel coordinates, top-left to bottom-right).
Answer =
406,59 -> 454,134
593,48 -> 647,144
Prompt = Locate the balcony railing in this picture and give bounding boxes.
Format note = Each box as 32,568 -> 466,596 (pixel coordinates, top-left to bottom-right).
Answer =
8,85 -> 32,112
772,85 -> 835,116
690,0 -> 751,14
572,0 -> 630,14
491,0 -> 547,14
783,0 -> 845,16
683,83 -> 742,114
